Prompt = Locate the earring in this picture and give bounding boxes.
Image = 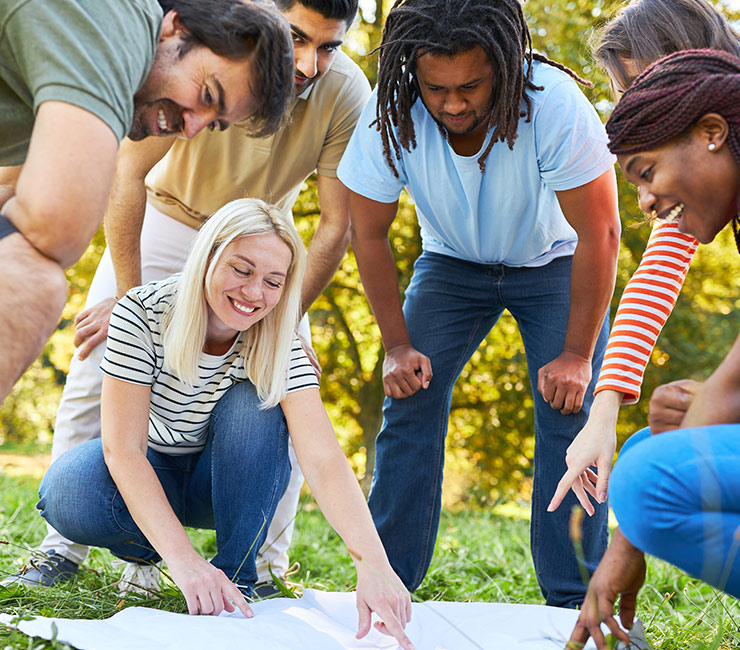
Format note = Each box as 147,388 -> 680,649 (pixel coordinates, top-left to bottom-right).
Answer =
708,143 -> 717,151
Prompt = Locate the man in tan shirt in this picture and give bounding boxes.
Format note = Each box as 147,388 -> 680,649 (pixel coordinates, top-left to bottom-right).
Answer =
9,0 -> 370,594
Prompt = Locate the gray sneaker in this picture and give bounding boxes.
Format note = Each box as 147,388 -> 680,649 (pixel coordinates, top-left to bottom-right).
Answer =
0,550 -> 79,587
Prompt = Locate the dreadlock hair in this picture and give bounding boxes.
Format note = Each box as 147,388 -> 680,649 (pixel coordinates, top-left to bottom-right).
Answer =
374,0 -> 589,177
592,0 -> 740,96
607,49 -> 740,249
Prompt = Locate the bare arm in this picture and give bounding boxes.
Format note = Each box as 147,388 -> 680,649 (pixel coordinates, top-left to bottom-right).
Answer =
101,375 -> 251,617
349,189 -> 432,399
73,136 -> 175,361
300,174 -> 351,313
538,168 -> 621,413
550,220 -> 697,514
281,388 -> 414,650
4,101 -> 118,267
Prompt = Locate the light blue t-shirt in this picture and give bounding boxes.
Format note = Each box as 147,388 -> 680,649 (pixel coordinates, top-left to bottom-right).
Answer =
337,61 -> 616,267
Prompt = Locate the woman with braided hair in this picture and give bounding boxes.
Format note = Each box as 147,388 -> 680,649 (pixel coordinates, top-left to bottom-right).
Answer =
550,0 -> 740,519
569,49 -> 740,650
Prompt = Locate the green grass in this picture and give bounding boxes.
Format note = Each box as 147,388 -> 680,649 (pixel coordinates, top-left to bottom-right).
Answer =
0,470 -> 738,649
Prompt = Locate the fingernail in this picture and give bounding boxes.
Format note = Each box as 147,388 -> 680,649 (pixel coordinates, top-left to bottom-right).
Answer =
598,491 -> 607,502
547,503 -> 554,512
247,610 -> 254,618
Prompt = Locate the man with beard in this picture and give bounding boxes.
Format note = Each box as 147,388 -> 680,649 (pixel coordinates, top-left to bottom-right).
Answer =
0,0 -> 293,403
337,0 -> 620,608
5,0 -> 369,596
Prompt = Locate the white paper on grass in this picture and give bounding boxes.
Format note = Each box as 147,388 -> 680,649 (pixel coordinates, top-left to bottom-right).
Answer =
0,589 -> 611,650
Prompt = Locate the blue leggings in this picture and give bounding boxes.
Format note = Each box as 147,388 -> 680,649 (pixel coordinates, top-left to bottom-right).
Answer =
612,425 -> 740,597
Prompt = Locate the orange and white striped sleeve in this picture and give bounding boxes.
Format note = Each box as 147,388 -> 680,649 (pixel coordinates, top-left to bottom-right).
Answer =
594,220 -> 698,404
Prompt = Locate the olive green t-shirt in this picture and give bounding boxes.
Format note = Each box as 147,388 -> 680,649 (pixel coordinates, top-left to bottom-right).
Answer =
0,0 -> 162,165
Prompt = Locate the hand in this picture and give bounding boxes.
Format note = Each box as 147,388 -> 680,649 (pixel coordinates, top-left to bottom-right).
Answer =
568,528 -> 646,650
547,391 -> 621,515
648,379 -> 700,435
297,333 -> 322,382
73,296 -> 118,360
537,350 -> 592,414
167,553 -> 253,618
382,344 -> 432,399
355,562 -> 415,650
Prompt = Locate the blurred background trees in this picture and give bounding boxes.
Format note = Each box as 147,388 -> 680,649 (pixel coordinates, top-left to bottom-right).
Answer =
3,0 -> 740,508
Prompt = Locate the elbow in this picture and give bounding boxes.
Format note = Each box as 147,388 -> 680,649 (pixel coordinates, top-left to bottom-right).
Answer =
11,193 -> 102,268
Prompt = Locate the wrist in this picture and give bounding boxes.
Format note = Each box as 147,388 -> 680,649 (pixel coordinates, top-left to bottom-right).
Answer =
562,347 -> 593,362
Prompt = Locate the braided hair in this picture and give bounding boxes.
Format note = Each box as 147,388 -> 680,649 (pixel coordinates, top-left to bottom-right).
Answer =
607,49 -> 740,249
374,0 -> 588,176
606,49 -> 740,163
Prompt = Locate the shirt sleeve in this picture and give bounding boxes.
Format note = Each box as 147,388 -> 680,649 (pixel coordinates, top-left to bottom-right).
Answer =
534,78 -> 616,191
6,0 -> 160,142
101,293 -> 157,386
316,61 -> 372,178
595,221 -> 698,403
285,338 -> 320,393
336,90 -> 408,203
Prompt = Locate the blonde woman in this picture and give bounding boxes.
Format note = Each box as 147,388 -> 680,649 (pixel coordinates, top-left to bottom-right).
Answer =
38,199 -> 414,649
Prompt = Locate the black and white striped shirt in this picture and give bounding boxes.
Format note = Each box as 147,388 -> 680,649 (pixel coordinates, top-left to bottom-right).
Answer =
100,276 -> 318,454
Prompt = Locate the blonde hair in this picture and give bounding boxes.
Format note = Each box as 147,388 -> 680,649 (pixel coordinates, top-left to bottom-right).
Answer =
161,198 -> 306,408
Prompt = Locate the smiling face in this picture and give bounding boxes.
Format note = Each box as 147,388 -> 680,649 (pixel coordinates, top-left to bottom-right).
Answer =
205,233 -> 293,347
129,11 -> 259,140
281,4 -> 348,94
617,115 -> 740,243
414,46 -> 494,150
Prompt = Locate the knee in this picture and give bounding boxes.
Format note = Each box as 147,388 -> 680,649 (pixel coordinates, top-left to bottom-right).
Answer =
213,381 -> 287,438
610,436 -> 681,555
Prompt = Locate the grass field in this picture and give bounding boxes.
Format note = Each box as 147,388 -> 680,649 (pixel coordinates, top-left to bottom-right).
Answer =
0,467 -> 738,649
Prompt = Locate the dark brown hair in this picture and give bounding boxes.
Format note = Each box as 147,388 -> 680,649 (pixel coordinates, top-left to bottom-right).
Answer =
373,0 -> 589,177
160,0 -> 295,137
592,0 -> 740,94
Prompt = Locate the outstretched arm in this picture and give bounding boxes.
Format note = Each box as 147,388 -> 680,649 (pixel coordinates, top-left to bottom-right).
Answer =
282,387 -> 415,650
101,375 -> 251,618
549,221 -> 698,513
568,528 -> 646,650
349,189 -> 432,399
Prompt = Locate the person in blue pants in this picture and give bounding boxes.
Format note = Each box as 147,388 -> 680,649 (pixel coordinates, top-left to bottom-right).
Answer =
337,0 -> 621,607
569,49 -> 740,649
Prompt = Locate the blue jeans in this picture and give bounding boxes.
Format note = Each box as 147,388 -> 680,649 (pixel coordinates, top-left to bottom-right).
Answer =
613,425 -> 740,597
38,381 -> 290,592
367,251 -> 609,607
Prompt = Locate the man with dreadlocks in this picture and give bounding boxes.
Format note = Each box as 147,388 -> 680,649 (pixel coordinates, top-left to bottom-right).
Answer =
337,0 -> 620,608
569,48 -> 740,650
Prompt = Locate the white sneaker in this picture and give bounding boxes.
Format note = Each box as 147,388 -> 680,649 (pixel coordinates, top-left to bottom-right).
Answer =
113,560 -> 162,597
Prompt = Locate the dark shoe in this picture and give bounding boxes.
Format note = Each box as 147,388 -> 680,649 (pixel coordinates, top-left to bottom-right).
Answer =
252,581 -> 282,599
1,550 -> 79,588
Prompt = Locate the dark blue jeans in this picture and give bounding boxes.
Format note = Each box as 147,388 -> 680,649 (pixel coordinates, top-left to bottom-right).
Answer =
38,381 -> 290,590
614,426 -> 740,597
367,251 -> 609,607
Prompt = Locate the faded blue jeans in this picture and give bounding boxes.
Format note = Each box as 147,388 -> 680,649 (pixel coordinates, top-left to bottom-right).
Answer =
367,251 -> 609,607
613,425 -> 740,597
38,381 -> 290,592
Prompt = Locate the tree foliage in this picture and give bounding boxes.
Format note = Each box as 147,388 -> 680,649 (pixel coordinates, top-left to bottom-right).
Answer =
3,0 -> 740,507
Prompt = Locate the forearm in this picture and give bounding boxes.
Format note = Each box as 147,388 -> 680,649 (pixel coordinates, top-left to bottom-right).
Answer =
595,221 -> 698,403
304,448 -> 391,568
105,449 -> 197,563
352,232 -> 410,350
301,215 -> 350,312
104,176 -> 147,296
564,239 -> 618,360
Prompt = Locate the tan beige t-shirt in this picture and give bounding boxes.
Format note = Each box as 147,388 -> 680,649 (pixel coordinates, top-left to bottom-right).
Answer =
145,51 -> 371,228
